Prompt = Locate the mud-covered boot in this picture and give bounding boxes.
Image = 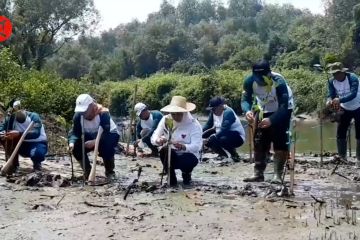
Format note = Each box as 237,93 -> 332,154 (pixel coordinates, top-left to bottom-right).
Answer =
169,168 -> 177,186
337,138 -> 347,161
228,148 -> 241,162
243,169 -> 264,182
104,158 -> 116,180
356,140 -> 360,168
270,151 -> 288,184
182,172 -> 192,185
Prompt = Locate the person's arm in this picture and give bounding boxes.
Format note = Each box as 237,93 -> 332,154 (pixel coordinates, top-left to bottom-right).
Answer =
216,108 -> 236,138
136,121 -> 142,139
268,77 -> 289,125
99,112 -> 111,132
150,116 -> 166,146
24,112 -> 42,140
68,113 -> 81,144
241,76 -> 254,113
339,73 -> 359,103
202,113 -> 213,132
184,121 -> 203,155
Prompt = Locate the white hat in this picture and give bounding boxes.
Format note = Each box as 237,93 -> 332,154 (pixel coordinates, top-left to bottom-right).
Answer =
13,100 -> 21,110
161,96 -> 196,113
75,94 -> 94,112
134,102 -> 147,117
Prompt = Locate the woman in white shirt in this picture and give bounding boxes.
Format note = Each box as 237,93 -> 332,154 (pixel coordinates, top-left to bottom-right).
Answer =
151,96 -> 202,186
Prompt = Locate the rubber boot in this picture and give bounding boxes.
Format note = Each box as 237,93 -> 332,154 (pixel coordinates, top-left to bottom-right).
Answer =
104,157 -> 116,180
243,151 -> 265,182
169,168 -> 177,186
228,148 -> 241,162
337,138 -> 347,161
182,172 -> 192,185
243,169 -> 264,182
270,151 -> 288,184
356,140 -> 360,168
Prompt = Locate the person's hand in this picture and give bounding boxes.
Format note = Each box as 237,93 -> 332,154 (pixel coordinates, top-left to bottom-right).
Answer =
332,98 -> 340,110
156,136 -> 167,146
134,139 -> 140,147
85,140 -> 95,149
68,143 -> 74,152
245,111 -> 254,123
173,142 -> 186,151
5,131 -> 21,140
259,118 -> 271,128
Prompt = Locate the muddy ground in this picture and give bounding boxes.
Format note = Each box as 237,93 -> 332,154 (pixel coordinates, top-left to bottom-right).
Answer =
0,149 -> 360,240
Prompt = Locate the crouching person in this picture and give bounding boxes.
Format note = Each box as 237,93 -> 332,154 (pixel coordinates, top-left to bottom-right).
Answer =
68,94 -> 120,180
202,96 -> 245,162
134,102 -> 163,156
0,101 -> 48,172
151,96 -> 202,186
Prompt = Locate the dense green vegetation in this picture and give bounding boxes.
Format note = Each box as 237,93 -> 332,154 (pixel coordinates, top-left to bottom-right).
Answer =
1,0 -> 360,120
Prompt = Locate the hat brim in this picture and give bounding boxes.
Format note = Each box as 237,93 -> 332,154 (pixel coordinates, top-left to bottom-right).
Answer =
330,68 -> 348,74
161,102 -> 196,113
74,105 -> 89,113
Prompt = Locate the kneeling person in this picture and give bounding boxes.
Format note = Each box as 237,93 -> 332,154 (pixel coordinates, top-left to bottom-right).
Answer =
203,96 -> 245,162
68,94 -> 120,179
151,96 -> 202,186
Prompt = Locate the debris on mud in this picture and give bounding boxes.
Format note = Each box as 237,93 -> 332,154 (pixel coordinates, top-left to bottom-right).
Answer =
6,172 -> 71,187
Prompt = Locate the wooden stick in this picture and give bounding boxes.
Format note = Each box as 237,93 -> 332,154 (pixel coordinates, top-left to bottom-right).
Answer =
248,124 -> 254,162
81,115 -> 86,186
1,121 -> 35,175
88,126 -> 104,183
167,136 -> 172,186
289,119 -> 296,195
126,84 -> 138,156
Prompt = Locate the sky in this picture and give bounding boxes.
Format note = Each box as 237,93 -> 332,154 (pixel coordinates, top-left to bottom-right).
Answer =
93,0 -> 324,31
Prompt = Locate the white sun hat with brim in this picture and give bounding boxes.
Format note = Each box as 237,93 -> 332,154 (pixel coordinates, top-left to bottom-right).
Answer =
161,96 -> 196,113
75,94 -> 94,112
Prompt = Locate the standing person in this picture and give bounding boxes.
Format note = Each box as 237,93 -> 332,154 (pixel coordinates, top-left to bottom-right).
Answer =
134,102 -> 163,156
202,96 -> 245,162
0,101 -> 48,172
241,60 -> 294,183
68,94 -> 120,180
326,62 -> 360,166
151,96 -> 202,186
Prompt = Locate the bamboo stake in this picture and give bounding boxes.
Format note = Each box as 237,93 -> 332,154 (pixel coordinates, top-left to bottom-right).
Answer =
1,121 -> 35,175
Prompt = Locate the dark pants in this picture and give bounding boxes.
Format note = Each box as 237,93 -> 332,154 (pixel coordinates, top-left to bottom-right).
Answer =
0,138 -> 47,169
337,107 -> 360,140
72,132 -> 119,174
203,129 -> 244,157
159,148 -> 198,174
254,110 -> 292,173
142,134 -> 158,154
18,142 -> 48,168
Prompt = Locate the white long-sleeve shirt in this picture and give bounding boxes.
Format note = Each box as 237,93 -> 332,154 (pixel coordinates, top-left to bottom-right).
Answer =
151,112 -> 203,159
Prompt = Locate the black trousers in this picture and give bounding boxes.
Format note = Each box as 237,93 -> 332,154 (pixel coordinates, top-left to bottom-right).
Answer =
337,107 -> 360,140
159,148 -> 198,174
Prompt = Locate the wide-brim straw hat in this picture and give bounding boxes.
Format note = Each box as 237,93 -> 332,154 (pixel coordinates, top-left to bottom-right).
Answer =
161,96 -> 196,113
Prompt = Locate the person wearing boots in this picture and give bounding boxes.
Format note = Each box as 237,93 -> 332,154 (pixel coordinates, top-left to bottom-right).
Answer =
241,60 -> 294,183
326,62 -> 360,167
68,94 -> 120,180
202,96 -> 245,162
151,96 -> 202,186
0,101 -> 48,173
134,102 -> 163,156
